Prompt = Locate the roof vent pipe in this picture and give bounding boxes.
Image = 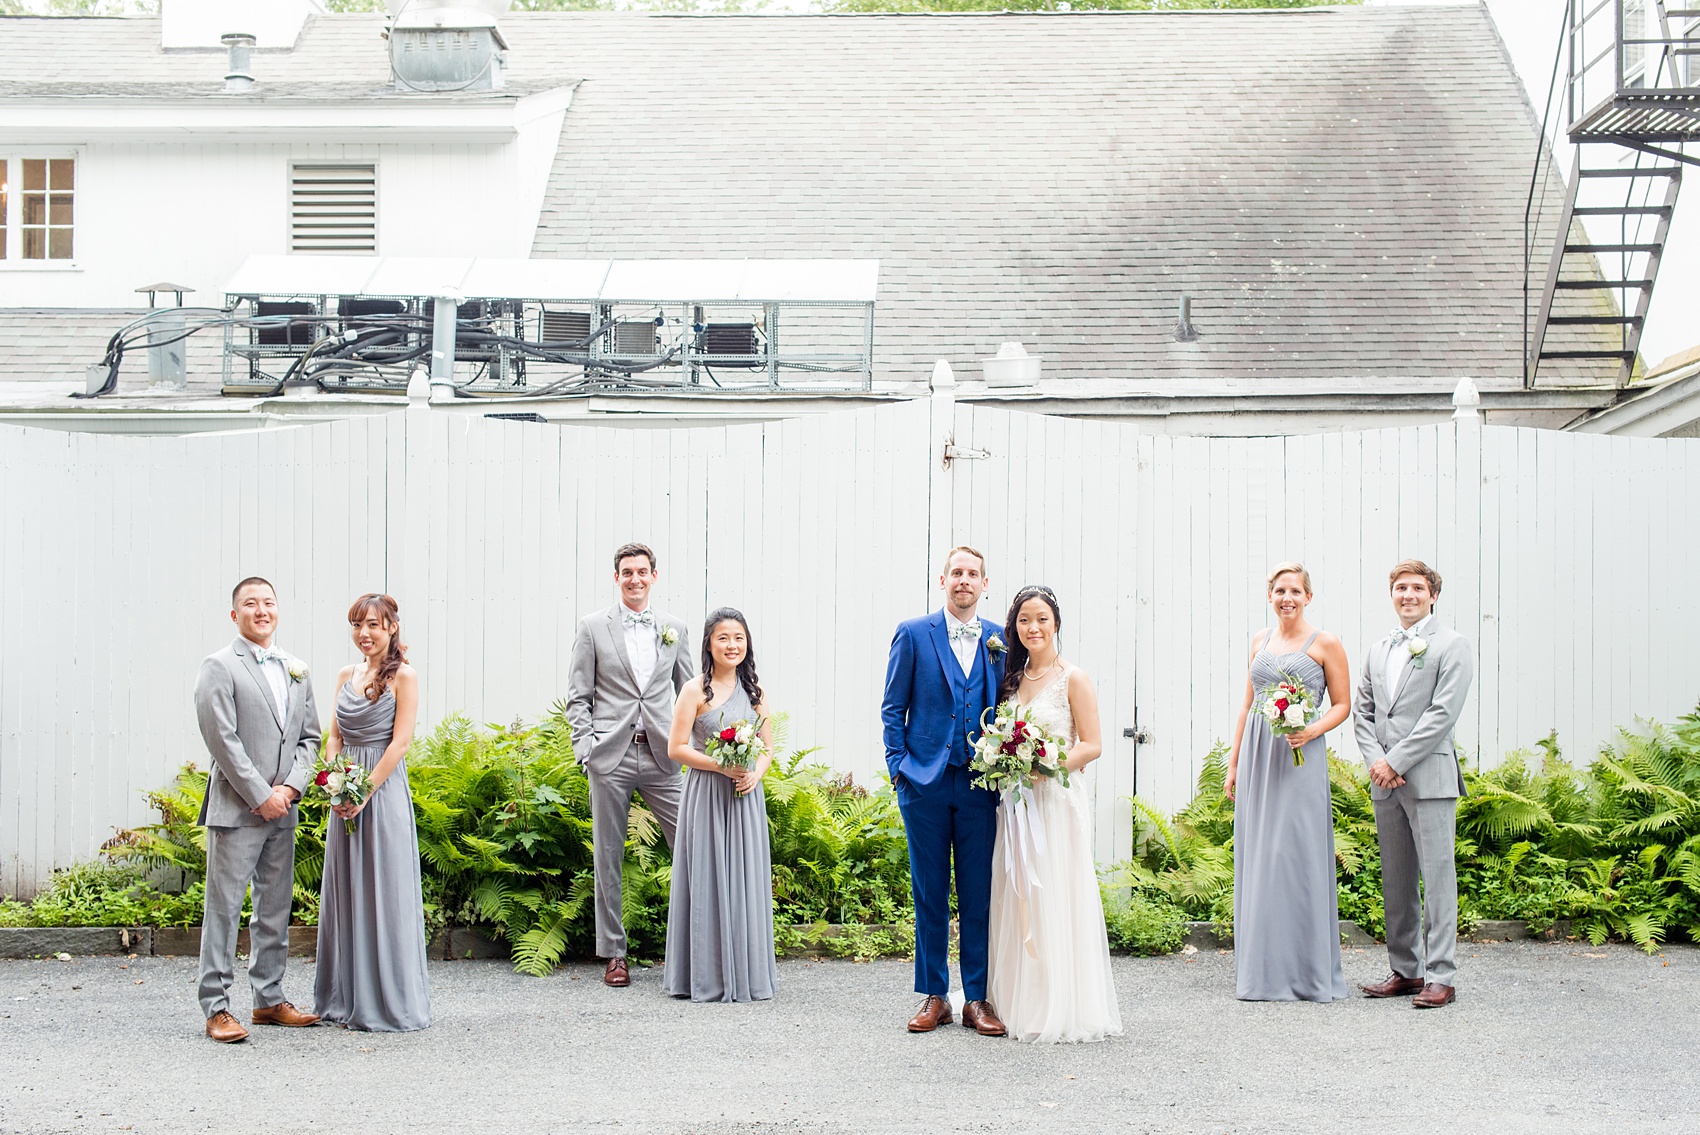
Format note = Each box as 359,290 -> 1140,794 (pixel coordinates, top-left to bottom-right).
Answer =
222,32 -> 256,93
1173,294 -> 1200,342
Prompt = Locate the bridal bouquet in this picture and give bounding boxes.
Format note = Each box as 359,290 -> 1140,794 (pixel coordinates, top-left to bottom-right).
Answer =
311,750 -> 374,834
1255,674 -> 1320,766
705,715 -> 767,770
970,702 -> 1070,802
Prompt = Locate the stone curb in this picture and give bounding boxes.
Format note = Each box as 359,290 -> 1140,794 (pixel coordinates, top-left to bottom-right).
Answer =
0,918 -> 1584,960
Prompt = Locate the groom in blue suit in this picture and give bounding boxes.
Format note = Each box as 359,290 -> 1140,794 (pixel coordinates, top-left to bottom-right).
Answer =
881,546 -> 1007,1037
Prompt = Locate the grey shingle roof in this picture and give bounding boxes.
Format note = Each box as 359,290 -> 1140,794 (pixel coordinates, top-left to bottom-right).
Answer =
0,8 -> 1619,392
0,309 -> 222,400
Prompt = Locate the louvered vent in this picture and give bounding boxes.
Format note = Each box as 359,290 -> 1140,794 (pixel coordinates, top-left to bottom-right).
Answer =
290,164 -> 377,254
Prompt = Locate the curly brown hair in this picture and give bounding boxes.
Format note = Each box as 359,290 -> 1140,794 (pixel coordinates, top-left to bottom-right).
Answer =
347,593 -> 408,702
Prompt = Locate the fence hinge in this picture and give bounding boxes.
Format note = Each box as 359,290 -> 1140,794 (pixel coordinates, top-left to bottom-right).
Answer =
942,435 -> 990,468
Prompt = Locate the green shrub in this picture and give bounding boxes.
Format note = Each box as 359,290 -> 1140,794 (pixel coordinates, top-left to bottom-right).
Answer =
1102,890 -> 1188,955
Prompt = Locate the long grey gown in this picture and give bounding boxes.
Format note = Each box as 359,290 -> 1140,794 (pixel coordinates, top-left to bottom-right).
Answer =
1233,632 -> 1349,1002
661,683 -> 777,1003
314,680 -> 433,1031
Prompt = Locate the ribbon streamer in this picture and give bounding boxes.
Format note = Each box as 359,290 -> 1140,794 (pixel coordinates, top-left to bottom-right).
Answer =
1001,789 -> 1049,959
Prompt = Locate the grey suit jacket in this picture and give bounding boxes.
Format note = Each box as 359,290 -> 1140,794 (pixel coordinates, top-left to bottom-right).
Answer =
1353,621 -> 1474,800
564,606 -> 695,776
193,638 -> 320,828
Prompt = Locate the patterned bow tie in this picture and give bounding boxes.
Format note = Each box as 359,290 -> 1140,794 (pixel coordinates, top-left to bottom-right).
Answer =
252,645 -> 285,664
623,610 -> 654,628
950,621 -> 981,643
1391,627 -> 1417,643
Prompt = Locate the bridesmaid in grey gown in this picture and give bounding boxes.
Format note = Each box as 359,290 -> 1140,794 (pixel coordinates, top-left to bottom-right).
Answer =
1226,563 -> 1353,1002
662,607 -> 777,1003
314,594 -> 432,1031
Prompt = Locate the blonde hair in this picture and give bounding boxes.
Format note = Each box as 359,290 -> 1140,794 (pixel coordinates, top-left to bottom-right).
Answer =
942,545 -> 987,574
1266,561 -> 1313,595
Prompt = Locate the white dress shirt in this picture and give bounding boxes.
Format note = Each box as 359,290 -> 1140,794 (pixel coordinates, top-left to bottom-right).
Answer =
1384,614 -> 1434,701
244,637 -> 290,714
621,605 -> 659,690
943,608 -> 980,678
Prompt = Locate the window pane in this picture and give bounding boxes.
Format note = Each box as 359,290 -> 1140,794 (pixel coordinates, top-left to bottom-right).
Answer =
48,228 -> 72,259
23,228 -> 44,259
50,197 -> 72,226
22,159 -> 44,192
0,231 -> 6,260
49,159 -> 73,191
22,194 -> 44,226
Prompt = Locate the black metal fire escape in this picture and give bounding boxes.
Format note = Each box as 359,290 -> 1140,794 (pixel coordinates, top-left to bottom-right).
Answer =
1526,0 -> 1700,388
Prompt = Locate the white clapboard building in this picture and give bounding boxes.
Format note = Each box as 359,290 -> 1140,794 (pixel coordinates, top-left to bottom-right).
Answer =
1,0 -> 1695,435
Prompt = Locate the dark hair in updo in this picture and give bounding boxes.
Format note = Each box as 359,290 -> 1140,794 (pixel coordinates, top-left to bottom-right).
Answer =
997,585 -> 1063,704
699,607 -> 764,709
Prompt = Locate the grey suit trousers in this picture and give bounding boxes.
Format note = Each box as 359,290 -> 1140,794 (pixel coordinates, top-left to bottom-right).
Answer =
1374,789 -> 1458,985
198,822 -> 298,1017
588,738 -> 683,959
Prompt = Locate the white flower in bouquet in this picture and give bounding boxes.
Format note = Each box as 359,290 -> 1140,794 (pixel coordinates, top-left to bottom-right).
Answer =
1283,704 -> 1307,728
324,769 -> 345,796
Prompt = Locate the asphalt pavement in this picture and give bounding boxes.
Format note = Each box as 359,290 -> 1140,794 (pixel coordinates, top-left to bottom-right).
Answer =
1,940 -> 1695,1134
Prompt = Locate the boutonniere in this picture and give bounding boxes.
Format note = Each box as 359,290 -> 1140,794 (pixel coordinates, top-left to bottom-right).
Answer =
985,634 -> 1006,658
285,659 -> 309,682
660,625 -> 679,648
1406,635 -> 1428,670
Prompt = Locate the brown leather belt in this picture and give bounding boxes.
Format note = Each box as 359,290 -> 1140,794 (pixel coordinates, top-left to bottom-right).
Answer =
632,731 -> 649,746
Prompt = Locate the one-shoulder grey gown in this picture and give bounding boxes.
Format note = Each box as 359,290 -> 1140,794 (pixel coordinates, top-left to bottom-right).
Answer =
314,680 -> 433,1031
1233,634 -> 1349,1002
661,684 -> 777,1003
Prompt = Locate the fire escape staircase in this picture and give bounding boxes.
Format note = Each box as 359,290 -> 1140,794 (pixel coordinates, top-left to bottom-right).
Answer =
1526,0 -> 1700,388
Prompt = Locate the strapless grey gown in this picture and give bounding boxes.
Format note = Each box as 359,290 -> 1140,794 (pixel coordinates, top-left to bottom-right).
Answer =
314,680 -> 433,1031
661,683 -> 777,1003
1233,634 -> 1348,1002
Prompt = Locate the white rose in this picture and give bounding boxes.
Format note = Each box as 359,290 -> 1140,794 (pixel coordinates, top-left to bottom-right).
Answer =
1283,704 -> 1306,728
325,771 -> 345,796
1407,636 -> 1428,657
1263,703 -> 1281,723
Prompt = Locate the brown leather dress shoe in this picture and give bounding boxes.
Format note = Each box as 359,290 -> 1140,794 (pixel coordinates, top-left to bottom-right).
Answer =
1361,972 -> 1426,999
961,1000 -> 1007,1037
604,958 -> 631,987
906,995 -> 952,1032
206,1010 -> 250,1043
251,1001 -> 320,1027
1412,983 -> 1456,1009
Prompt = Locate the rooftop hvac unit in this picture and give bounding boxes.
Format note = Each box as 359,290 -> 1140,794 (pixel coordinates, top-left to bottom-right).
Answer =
255,300 -> 315,346
542,309 -> 593,345
613,320 -> 658,355
341,298 -> 407,327
702,322 -> 760,364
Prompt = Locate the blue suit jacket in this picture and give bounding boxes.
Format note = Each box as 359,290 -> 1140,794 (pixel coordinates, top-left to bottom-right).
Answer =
881,611 -> 1005,789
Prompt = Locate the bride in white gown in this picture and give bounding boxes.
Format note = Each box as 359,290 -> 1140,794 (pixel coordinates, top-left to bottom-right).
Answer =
987,585 -> 1123,1043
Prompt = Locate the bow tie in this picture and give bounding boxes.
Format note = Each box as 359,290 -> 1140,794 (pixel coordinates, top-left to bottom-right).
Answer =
623,610 -> 654,628
949,621 -> 981,643
1391,627 -> 1420,643
252,645 -> 285,665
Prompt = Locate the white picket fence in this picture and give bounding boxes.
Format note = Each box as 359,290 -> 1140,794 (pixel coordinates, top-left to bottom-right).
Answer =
2,391 -> 1696,896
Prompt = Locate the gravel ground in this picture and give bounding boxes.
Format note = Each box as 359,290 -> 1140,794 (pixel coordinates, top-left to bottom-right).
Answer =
1,940 -> 1695,1134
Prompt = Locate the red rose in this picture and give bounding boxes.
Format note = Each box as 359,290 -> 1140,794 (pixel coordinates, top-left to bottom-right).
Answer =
719,727 -> 737,742
1001,740 -> 1018,755
1011,721 -> 1028,740
314,770 -> 330,787
1275,698 -> 1289,713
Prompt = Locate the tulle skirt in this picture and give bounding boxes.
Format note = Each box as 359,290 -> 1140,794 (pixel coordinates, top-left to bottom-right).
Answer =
988,776 -> 1124,1043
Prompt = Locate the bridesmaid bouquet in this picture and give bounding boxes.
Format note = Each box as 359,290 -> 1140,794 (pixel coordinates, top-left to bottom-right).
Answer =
970,702 -> 1071,802
705,716 -> 767,770
1255,674 -> 1320,766
311,749 -> 374,834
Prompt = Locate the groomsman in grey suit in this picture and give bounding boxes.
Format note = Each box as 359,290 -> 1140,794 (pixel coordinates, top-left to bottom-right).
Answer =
1354,559 -> 1474,1009
565,543 -> 693,987
192,577 -> 322,1042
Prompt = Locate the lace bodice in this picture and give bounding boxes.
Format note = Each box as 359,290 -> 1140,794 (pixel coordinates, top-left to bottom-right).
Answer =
1017,667 -> 1076,746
